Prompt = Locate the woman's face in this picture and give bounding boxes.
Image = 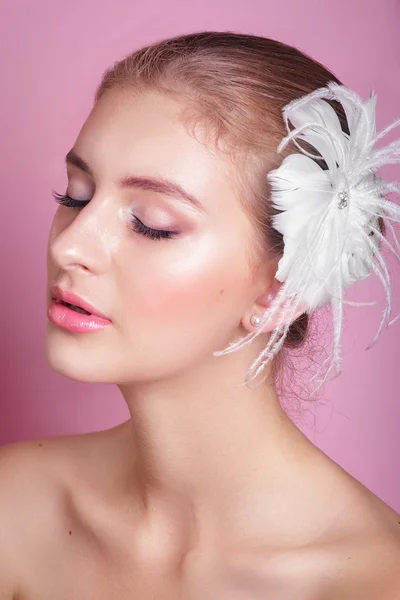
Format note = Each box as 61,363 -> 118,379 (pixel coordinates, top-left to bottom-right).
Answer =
46,88 -> 264,384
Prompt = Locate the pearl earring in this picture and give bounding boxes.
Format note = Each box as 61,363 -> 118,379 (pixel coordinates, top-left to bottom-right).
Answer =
250,315 -> 262,327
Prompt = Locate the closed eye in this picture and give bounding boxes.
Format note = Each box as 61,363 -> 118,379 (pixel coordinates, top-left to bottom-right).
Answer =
52,190 -> 88,209
52,190 -> 180,241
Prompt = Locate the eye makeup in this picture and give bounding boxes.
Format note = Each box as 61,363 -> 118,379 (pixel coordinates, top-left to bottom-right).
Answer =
52,191 -> 181,241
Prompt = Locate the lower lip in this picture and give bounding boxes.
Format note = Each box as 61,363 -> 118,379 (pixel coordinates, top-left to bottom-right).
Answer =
47,300 -> 111,333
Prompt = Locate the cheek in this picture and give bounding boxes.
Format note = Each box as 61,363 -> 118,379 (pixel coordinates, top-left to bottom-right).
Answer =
121,235 -> 250,327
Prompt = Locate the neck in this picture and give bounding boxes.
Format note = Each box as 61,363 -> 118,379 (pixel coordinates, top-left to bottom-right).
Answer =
116,342 -> 314,557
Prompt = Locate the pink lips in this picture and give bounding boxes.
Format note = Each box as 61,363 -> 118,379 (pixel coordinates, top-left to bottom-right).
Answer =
48,285 -> 111,333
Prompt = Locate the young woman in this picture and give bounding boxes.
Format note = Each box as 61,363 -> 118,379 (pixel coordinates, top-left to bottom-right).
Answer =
1,32 -> 400,599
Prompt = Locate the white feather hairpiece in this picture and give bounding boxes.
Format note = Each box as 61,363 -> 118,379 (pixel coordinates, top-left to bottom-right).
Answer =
213,82 -> 400,393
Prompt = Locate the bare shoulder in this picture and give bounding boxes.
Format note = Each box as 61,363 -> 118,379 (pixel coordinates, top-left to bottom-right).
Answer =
0,433 -> 91,532
302,471 -> 400,599
307,448 -> 400,597
268,492 -> 400,599
0,435 -> 73,519
0,423 -> 126,505
326,487 -> 400,599
312,526 -> 400,599
0,426 -> 124,596
234,523 -> 400,600
0,437 -> 71,598
221,463 -> 400,600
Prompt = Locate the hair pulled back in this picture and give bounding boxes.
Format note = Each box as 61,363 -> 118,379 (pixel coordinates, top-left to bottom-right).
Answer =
94,31 -> 353,380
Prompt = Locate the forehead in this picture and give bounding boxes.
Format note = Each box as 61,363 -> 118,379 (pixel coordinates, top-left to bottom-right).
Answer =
74,88 -> 229,191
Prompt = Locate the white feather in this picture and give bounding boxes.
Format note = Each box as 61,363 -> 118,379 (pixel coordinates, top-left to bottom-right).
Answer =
214,82 -> 400,390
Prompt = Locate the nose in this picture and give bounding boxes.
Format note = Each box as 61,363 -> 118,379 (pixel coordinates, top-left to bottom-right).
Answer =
48,197 -> 113,276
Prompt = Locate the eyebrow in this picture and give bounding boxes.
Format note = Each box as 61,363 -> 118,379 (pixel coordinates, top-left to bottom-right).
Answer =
65,149 -> 205,214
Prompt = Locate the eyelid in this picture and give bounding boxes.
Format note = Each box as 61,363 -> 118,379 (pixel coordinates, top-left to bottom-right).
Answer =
131,215 -> 179,240
52,191 -> 88,208
52,191 -> 180,241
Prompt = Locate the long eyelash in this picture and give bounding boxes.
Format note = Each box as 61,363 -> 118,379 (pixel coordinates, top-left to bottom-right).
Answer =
52,190 -> 178,241
130,216 -> 178,241
52,190 -> 89,209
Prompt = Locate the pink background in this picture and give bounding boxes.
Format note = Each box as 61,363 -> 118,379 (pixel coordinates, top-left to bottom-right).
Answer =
1,0 -> 399,511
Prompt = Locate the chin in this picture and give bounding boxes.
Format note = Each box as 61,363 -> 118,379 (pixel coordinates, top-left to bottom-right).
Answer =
45,353 -> 102,383
44,326 -> 111,384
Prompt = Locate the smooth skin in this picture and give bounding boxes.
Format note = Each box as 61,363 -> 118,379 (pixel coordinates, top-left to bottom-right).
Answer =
1,88 -> 399,599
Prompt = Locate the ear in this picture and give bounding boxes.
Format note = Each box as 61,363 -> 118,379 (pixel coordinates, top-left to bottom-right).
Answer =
241,278 -> 307,333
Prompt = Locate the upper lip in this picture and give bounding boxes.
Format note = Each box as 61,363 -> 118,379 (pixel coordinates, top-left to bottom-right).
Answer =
50,285 -> 110,320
